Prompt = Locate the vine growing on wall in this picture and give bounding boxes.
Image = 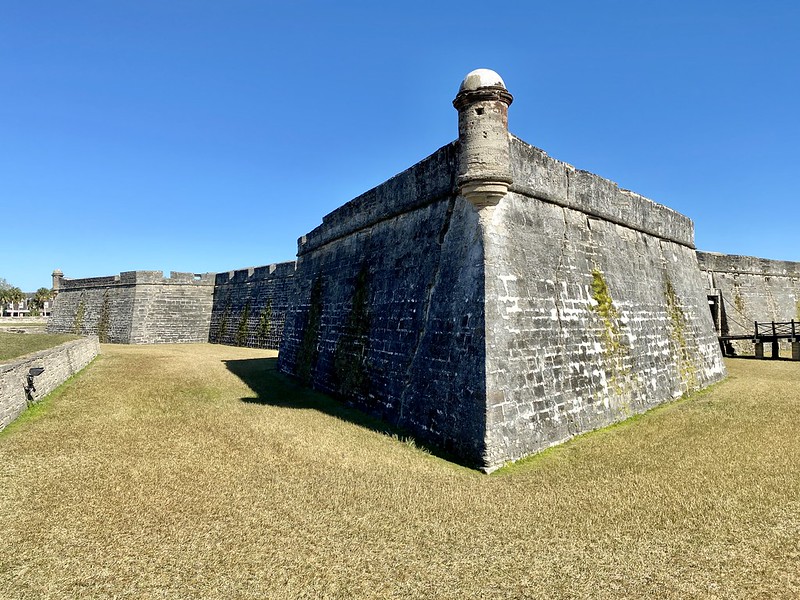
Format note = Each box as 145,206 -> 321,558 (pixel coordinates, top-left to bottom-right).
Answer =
296,276 -> 323,385
590,269 -> 629,396
664,278 -> 698,391
73,294 -> 87,335
97,291 -> 111,343
216,297 -> 231,342
258,299 -> 273,345
333,263 -> 371,401
236,300 -> 251,346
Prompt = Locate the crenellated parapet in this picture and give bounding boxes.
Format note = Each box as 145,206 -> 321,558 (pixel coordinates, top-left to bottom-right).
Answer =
209,261 -> 297,350
48,270 -> 215,343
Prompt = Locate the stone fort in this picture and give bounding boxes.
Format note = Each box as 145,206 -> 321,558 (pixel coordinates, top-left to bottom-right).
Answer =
48,70 -> 799,471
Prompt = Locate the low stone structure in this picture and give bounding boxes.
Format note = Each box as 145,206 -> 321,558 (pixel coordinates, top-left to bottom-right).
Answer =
0,336 -> 100,431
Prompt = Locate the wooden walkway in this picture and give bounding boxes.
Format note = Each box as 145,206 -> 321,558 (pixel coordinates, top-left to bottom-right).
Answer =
719,320 -> 800,360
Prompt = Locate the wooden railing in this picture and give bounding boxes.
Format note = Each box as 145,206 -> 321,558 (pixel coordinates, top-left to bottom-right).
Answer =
753,320 -> 798,340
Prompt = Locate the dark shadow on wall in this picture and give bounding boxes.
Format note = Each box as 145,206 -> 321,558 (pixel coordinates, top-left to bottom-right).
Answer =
223,357 -> 460,463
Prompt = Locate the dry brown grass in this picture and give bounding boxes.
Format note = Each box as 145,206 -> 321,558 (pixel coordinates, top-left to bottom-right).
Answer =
1,345 -> 798,599
0,332 -> 80,362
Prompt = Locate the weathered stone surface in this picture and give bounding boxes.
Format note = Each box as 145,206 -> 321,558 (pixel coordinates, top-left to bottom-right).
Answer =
276,70 -> 728,471
48,271 -> 214,344
482,188 -> 725,467
453,69 -> 513,208
209,262 -> 296,350
42,70 -> 732,471
510,137 -> 695,247
278,137 -> 726,470
698,251 -> 800,354
300,144 -> 458,254
48,274 -> 137,342
279,145 -> 489,466
0,336 -> 99,430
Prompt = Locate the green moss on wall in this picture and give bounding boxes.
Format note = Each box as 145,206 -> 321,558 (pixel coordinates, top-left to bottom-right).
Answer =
591,269 -> 616,324
97,291 -> 111,343
235,300 -> 251,346
296,276 -> 323,385
665,277 -> 698,391
333,263 -> 371,400
590,269 -> 629,396
73,294 -> 86,335
216,297 -> 231,342
258,299 -> 273,343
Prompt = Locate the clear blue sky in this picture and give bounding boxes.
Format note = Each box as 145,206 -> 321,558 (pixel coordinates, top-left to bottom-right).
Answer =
2,1 -> 798,291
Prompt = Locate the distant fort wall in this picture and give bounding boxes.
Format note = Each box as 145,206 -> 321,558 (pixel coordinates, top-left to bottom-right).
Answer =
128,271 -> 215,344
209,262 -> 296,350
48,273 -> 138,343
697,251 -> 800,354
48,271 -> 215,344
48,266 -> 296,348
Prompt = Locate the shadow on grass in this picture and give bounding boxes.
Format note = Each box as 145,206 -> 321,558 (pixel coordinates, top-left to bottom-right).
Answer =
224,357 -> 416,443
222,357 -> 470,466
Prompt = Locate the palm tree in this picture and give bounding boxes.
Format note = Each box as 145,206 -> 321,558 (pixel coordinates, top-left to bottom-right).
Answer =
29,287 -> 54,316
0,286 -> 24,316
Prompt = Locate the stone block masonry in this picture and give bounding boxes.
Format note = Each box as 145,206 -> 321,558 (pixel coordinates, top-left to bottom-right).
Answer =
129,272 -> 215,344
209,262 -> 296,350
0,336 -> 100,431
698,251 -> 800,354
279,142 -> 489,465
48,266 -> 297,348
43,69 -> 738,470
48,274 -> 135,342
279,69 -> 726,471
482,138 -> 725,466
48,271 -> 215,344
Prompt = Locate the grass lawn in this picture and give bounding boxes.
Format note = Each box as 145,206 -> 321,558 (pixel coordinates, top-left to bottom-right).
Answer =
0,344 -> 798,599
0,331 -> 80,362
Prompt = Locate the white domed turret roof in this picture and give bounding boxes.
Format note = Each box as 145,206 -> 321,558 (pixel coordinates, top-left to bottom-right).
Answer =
459,69 -> 507,92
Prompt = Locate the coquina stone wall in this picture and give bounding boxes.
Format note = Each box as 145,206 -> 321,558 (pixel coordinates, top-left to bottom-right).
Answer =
209,262 -> 296,350
48,271 -> 214,344
40,70 -> 732,470
128,272 -> 215,344
0,336 -> 99,430
698,251 -> 800,354
47,274 -> 137,342
279,70 -> 726,471
278,143 -> 490,464
481,138 -> 725,467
